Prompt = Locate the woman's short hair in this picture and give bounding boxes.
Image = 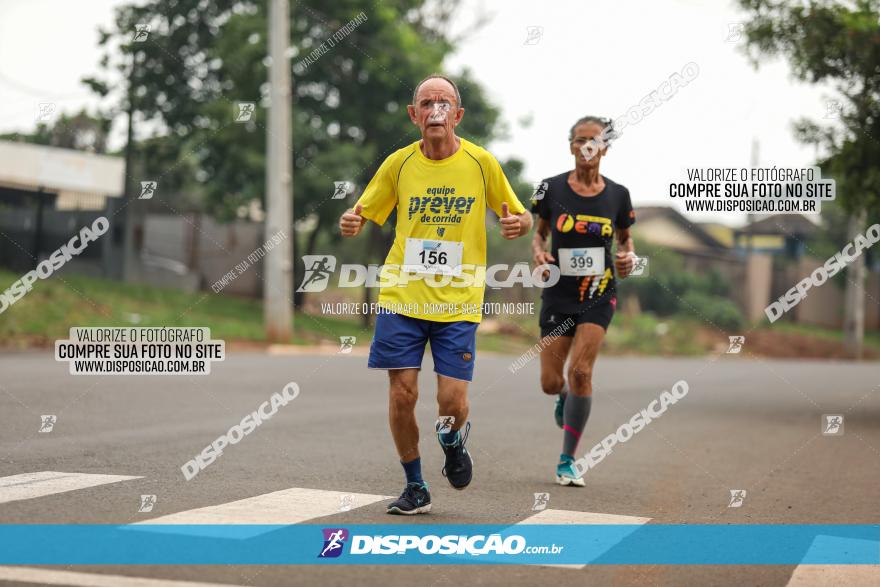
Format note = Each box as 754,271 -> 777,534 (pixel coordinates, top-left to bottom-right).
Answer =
568,116 -> 616,142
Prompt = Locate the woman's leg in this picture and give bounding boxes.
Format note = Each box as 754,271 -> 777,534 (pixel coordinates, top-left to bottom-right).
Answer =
561,323 -> 605,459
539,334 -> 573,396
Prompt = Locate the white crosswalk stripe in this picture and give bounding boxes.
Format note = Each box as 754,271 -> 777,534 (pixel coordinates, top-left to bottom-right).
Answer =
130,487 -> 393,538
0,471 -> 141,505
518,508 -> 652,569
786,535 -> 880,586
786,566 -> 880,586
0,567 -> 249,587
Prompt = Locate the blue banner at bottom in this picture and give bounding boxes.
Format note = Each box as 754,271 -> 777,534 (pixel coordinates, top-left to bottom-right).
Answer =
0,525 -> 877,565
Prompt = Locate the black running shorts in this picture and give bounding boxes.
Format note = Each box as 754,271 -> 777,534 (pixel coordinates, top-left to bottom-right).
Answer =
539,296 -> 616,338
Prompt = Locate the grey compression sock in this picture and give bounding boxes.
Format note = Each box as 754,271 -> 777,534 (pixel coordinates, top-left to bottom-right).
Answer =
562,395 -> 592,457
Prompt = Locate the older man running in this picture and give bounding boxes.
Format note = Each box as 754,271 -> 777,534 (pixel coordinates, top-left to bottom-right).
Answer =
340,74 -> 531,514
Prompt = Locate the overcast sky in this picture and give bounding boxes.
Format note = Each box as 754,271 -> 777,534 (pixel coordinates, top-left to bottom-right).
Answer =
0,0 -> 836,227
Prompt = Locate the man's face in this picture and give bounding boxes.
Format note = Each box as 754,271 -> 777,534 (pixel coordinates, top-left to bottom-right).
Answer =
408,78 -> 464,141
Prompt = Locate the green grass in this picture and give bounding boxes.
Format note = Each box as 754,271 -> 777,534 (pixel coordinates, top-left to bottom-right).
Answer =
759,320 -> 880,351
0,269 -> 542,353
604,313 -> 707,356
6,268 -> 868,357
0,268 -> 360,348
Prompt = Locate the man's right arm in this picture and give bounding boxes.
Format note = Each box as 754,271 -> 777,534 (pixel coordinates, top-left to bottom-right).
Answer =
339,152 -> 401,237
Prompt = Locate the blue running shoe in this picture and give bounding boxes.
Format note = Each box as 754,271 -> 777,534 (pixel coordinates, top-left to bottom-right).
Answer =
386,482 -> 431,515
556,454 -> 585,487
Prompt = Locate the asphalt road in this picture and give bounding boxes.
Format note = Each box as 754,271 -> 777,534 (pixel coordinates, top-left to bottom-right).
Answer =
0,349 -> 878,586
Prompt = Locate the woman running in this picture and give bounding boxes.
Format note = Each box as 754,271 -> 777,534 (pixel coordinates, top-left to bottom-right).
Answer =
531,115 -> 637,486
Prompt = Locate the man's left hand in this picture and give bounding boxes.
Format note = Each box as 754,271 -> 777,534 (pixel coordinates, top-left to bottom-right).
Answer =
500,203 -> 523,239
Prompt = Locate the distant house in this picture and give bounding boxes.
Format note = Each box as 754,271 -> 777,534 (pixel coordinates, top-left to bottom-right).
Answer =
0,140 -> 124,211
633,206 -> 728,252
733,214 -> 819,258
0,140 -> 125,276
632,206 -> 774,323
631,207 -> 877,329
697,222 -> 736,248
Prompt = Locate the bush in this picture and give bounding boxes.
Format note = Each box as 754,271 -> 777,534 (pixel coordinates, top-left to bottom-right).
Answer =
616,240 -> 744,329
679,291 -> 744,331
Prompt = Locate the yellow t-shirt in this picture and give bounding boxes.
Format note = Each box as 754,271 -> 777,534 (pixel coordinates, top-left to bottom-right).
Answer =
356,137 -> 526,323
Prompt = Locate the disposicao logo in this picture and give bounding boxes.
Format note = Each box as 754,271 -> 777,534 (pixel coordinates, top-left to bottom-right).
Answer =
317,529 -> 549,558
318,528 -> 349,558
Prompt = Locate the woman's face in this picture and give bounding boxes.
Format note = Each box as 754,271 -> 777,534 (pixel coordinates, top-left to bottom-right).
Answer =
569,122 -> 607,168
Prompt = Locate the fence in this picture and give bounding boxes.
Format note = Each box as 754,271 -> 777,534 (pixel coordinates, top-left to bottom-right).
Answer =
3,207 -> 877,329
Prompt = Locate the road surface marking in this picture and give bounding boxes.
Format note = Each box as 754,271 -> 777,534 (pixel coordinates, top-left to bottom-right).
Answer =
787,535 -> 880,586
131,487 -> 392,538
518,508 -> 652,569
0,567 -> 248,587
0,472 -> 141,505
520,509 -> 651,525
787,565 -> 879,586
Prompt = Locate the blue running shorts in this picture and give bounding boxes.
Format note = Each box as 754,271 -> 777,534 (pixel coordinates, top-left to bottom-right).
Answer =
368,312 -> 478,382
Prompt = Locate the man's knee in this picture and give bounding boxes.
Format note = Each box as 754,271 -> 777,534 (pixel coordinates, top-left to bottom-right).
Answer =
437,379 -> 468,414
567,363 -> 593,395
540,373 -> 565,395
438,388 -> 468,411
389,373 -> 418,411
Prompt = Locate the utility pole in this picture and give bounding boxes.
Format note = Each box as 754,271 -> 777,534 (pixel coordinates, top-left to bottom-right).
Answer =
843,209 -> 866,359
264,0 -> 293,341
122,50 -> 137,283
746,137 -> 759,229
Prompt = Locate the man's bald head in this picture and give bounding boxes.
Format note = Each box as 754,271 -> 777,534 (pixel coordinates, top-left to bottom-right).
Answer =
408,74 -> 465,147
412,74 -> 462,108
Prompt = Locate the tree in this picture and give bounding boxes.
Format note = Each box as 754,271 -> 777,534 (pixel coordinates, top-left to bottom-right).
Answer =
0,109 -> 112,153
737,0 -> 880,357
85,0 -> 517,313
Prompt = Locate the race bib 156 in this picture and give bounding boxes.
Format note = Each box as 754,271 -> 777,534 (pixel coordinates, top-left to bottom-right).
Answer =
403,238 -> 464,275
